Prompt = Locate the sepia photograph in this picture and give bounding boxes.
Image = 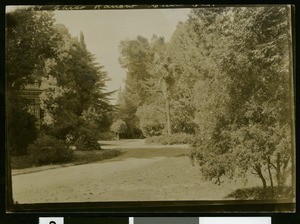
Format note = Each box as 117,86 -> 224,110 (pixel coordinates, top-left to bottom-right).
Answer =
5,5 -> 295,211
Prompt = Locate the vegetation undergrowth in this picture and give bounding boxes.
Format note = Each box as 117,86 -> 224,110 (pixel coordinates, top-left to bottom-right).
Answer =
12,148 -> 122,169
28,134 -> 74,165
225,186 -> 294,200
146,133 -> 194,145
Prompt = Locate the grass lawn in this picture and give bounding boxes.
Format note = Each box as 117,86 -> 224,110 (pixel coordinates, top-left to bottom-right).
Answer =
10,139 -> 189,176
11,148 -> 122,170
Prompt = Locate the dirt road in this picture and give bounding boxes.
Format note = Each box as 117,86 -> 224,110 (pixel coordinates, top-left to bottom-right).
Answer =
11,140 -> 253,203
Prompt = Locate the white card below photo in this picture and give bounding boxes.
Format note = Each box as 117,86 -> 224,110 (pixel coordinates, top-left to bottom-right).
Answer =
39,217 -> 64,224
199,217 -> 271,224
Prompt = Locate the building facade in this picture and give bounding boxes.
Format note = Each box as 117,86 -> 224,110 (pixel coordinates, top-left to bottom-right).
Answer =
18,82 -> 43,127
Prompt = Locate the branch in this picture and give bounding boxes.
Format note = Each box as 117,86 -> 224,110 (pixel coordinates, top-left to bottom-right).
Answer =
269,160 -> 277,170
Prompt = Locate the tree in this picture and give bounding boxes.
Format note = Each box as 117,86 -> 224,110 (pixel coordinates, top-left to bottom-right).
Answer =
142,36 -> 195,138
116,36 -> 154,138
6,10 -> 60,155
189,6 -> 293,191
6,10 -> 59,90
119,36 -> 153,102
118,32 -> 197,140
41,24 -> 112,148
136,103 -> 166,137
110,119 -> 127,140
163,22 -> 201,134
114,87 -> 142,138
146,52 -> 175,138
7,96 -> 38,155
224,6 -> 292,189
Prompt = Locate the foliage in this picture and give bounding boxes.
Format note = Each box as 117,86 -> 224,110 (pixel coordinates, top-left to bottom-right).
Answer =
7,7 -> 293,196
119,36 -> 153,102
146,133 -> 194,145
136,103 -> 166,137
110,119 -> 127,139
114,88 -> 142,138
116,36 -> 155,138
28,134 -> 74,165
75,124 -> 101,151
6,10 -> 113,158
6,10 -> 59,156
40,23 -> 112,145
10,155 -> 35,169
6,10 -> 59,90
11,149 -> 122,170
7,98 -> 39,155
226,186 -> 294,200
75,136 -> 100,151
189,6 -> 293,189
146,50 -> 176,136
99,131 -> 116,140
118,34 -> 197,138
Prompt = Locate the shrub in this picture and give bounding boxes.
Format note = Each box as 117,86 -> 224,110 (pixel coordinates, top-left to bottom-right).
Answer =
99,131 -> 116,140
146,133 -> 194,145
226,186 -> 294,200
136,104 -> 166,137
110,119 -> 127,140
75,126 -> 101,151
28,134 -> 74,165
75,135 -> 101,151
8,100 -> 38,156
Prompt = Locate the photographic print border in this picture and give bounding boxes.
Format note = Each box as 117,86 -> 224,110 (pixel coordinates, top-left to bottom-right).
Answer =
3,3 -> 297,214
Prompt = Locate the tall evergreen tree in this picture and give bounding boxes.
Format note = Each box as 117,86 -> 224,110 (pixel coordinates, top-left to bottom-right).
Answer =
43,24 -> 112,148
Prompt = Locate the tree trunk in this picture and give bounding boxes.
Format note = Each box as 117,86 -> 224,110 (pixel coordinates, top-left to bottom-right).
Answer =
267,157 -> 274,189
161,76 -> 172,142
276,153 -> 282,187
255,164 -> 267,189
166,99 -> 171,138
129,124 -> 134,138
267,157 -> 274,196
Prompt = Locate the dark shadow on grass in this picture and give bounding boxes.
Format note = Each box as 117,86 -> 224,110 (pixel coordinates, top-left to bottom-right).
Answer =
72,149 -> 123,165
11,149 -> 123,170
225,186 -> 294,200
98,142 -> 118,146
10,155 -> 34,169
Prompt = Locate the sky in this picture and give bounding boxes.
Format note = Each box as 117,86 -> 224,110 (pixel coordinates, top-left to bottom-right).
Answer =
53,9 -> 190,102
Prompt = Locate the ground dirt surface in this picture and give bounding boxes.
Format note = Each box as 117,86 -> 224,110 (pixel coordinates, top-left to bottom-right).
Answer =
11,139 -> 257,203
